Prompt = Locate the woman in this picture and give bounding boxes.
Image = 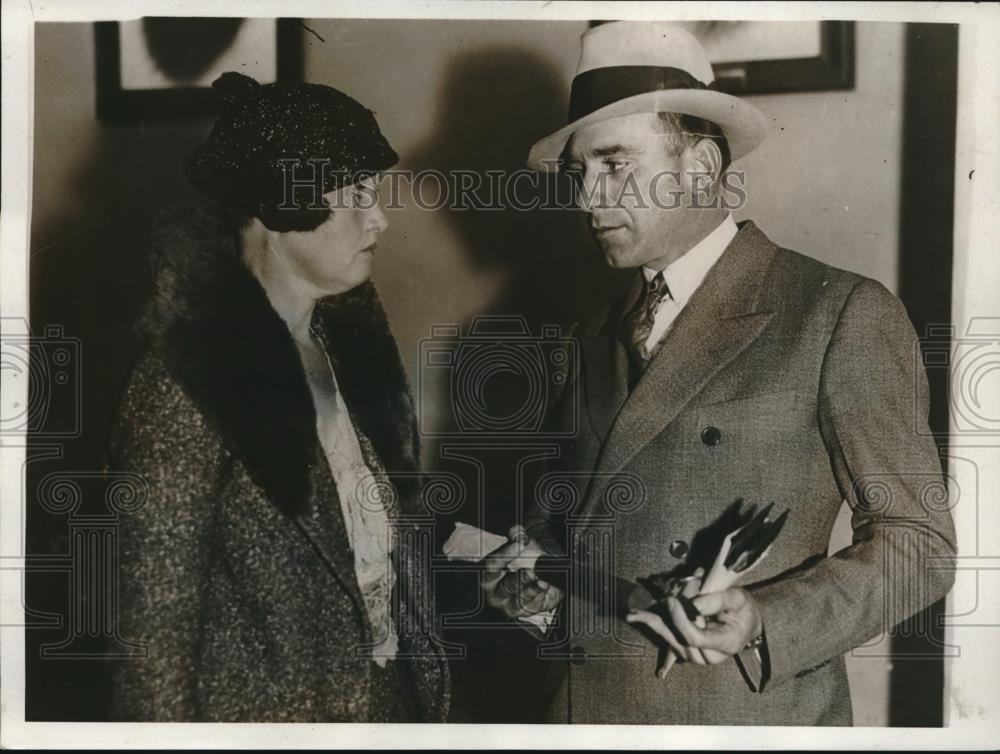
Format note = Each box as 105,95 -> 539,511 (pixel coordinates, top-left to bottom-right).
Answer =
106,72 -> 449,722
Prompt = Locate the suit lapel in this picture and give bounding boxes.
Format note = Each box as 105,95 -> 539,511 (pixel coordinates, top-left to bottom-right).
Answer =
581,334 -> 629,440
579,275 -> 643,440
580,221 -> 779,518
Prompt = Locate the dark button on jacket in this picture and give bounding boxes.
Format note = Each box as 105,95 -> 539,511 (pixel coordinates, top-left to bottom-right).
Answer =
701,425 -> 722,446
669,539 -> 689,559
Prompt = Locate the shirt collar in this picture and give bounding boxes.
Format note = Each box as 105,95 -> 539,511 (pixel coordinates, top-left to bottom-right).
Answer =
642,214 -> 739,309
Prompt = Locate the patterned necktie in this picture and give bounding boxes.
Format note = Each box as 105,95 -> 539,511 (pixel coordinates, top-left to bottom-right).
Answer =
621,272 -> 671,372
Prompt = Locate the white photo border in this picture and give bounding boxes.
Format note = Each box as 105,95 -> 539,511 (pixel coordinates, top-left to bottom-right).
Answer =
3,0 -> 999,749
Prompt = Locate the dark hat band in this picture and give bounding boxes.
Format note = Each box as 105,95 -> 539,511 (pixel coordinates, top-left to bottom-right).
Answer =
568,65 -> 719,122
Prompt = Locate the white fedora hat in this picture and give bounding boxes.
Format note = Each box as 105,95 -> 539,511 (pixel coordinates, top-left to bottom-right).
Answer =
527,22 -> 768,171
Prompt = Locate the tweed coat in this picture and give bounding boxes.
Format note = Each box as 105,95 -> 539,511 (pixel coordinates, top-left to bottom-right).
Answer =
105,204 -> 449,722
525,220 -> 956,725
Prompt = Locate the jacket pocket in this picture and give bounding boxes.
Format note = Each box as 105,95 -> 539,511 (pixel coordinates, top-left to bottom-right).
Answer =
691,389 -> 816,501
695,389 -> 812,438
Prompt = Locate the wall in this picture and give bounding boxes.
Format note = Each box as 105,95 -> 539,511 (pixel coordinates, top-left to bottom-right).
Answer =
303,19 -> 605,364
296,20 -> 907,369
29,19 -> 908,724
735,22 -> 905,290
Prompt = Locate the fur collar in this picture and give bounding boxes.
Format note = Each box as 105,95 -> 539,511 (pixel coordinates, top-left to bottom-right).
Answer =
140,203 -> 420,516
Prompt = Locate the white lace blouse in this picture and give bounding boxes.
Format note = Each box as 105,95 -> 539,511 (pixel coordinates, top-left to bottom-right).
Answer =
296,333 -> 399,666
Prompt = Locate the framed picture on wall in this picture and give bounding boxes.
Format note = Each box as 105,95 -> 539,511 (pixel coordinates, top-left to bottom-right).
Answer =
95,18 -> 304,121
685,20 -> 855,95
590,20 -> 854,95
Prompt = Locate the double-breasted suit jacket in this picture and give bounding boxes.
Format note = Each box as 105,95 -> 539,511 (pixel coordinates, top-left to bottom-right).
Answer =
526,220 -> 956,725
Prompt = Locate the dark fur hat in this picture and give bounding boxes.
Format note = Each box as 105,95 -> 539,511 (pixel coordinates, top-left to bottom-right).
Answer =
185,72 -> 398,232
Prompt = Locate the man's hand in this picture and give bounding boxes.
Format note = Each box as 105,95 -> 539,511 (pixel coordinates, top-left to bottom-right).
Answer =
627,586 -> 763,666
480,526 -> 564,620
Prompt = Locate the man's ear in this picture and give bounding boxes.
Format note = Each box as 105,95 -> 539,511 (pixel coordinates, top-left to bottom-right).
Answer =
687,138 -> 725,196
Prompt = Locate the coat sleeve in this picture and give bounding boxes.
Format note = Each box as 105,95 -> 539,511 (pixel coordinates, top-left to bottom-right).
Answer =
749,279 -> 957,690
523,321 -> 581,558
106,355 -> 230,720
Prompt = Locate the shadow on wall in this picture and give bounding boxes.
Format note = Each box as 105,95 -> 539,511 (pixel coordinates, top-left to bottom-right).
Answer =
408,44 -> 631,329
406,46 -> 630,723
27,117 -> 211,721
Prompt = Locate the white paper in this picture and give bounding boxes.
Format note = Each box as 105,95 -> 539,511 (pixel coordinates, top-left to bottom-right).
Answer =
442,521 -> 508,562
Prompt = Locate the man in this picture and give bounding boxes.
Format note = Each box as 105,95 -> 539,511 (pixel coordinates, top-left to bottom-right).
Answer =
480,22 -> 956,726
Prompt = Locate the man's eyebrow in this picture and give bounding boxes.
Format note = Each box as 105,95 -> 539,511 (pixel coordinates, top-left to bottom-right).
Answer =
591,143 -> 641,158
561,142 -> 641,166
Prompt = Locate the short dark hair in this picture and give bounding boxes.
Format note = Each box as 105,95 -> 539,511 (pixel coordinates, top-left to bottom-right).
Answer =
220,203 -> 254,237
657,112 -> 732,175
219,196 -> 332,239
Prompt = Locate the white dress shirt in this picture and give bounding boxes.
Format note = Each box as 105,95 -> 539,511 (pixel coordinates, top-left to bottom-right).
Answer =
641,213 -> 739,353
